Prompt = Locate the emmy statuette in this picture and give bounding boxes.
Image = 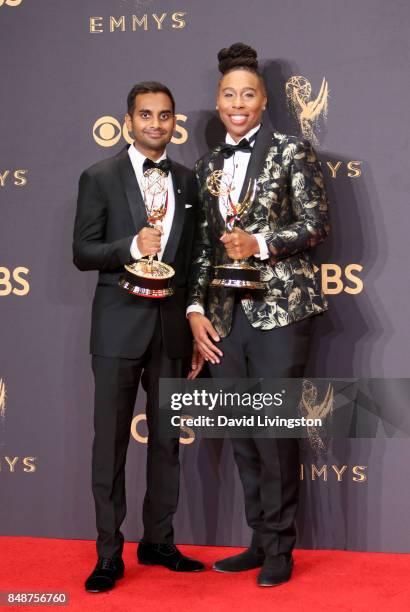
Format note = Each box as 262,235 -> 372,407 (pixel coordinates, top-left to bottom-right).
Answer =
119,168 -> 175,298
206,170 -> 265,290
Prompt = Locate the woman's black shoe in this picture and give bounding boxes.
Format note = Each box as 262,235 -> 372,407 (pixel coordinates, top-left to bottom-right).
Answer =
257,553 -> 293,587
213,547 -> 265,572
137,542 -> 205,572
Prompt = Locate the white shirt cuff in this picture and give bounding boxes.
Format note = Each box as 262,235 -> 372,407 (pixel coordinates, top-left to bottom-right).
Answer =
186,304 -> 205,317
254,234 -> 269,260
130,235 -> 143,260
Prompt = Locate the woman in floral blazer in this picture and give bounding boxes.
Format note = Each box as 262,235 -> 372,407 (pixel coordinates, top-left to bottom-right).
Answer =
187,43 -> 330,587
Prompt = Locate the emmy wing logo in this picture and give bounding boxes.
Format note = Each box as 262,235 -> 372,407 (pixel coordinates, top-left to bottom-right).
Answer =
286,76 -> 329,144
0,378 -> 6,447
299,379 -> 334,453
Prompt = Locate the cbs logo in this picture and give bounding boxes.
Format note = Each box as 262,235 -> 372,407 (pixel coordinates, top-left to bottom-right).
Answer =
131,414 -> 195,445
0,267 -> 30,296
93,115 -> 188,148
321,264 -> 363,295
0,0 -> 23,6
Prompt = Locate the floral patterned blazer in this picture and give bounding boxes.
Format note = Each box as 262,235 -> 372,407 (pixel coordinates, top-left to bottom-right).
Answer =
188,126 -> 330,338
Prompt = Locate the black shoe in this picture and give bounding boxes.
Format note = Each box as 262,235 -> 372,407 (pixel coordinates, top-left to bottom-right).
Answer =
213,547 -> 265,573
85,557 -> 124,593
137,542 -> 205,572
257,553 -> 293,587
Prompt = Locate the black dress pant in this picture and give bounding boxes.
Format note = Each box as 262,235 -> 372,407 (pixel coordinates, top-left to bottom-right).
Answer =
209,304 -> 312,556
91,316 -> 185,559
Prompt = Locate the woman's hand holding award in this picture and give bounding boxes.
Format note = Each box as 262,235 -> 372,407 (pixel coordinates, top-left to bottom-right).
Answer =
119,168 -> 175,298
206,171 -> 265,290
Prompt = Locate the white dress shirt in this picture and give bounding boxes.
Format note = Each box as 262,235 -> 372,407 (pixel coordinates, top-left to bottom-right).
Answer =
128,143 -> 175,261
187,124 -> 269,316
218,124 -> 268,260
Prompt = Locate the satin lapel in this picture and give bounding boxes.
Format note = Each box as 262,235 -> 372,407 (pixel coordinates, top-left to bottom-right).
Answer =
205,147 -> 226,233
162,160 -> 185,264
117,146 -> 147,231
238,127 -> 273,202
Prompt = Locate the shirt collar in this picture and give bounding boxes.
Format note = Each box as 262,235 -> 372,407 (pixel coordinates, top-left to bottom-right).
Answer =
225,124 -> 261,146
128,142 -> 167,171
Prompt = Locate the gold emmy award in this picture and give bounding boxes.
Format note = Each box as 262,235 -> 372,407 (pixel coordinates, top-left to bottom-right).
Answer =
119,168 -> 175,298
206,170 -> 264,290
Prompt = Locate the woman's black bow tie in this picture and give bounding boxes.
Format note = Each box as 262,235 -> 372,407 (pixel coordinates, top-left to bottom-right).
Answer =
219,132 -> 258,159
143,158 -> 171,175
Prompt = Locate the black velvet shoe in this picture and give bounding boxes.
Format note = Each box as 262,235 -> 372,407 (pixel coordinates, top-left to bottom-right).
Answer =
85,557 -> 124,593
137,542 -> 205,572
257,553 -> 293,587
213,547 -> 265,573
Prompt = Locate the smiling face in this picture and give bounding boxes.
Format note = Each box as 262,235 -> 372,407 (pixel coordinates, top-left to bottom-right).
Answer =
125,92 -> 176,160
217,69 -> 267,142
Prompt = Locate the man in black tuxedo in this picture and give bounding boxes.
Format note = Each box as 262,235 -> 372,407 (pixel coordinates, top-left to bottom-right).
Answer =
73,82 -> 204,593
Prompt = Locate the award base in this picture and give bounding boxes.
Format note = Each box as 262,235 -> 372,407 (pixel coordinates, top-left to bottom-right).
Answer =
119,260 -> 175,298
210,263 -> 265,290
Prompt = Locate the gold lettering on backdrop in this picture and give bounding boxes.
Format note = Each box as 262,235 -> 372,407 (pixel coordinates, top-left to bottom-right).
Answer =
172,114 -> 188,144
122,122 -> 134,146
0,457 -> 37,472
300,465 -> 368,482
347,160 -> 362,178
321,264 -> 343,295
23,457 -> 36,473
172,11 -> 187,28
0,267 -> 30,297
312,464 -> 328,481
152,13 -> 167,29
110,16 -> 125,32
12,267 -> 30,296
179,416 -> 195,445
331,465 -> 348,481
130,414 -> 195,444
5,456 -> 19,472
13,170 -> 27,186
93,116 -> 122,147
344,264 -> 364,295
326,161 -> 342,179
131,414 -> 148,444
93,114 -> 189,147
352,466 -> 367,482
320,161 -> 364,179
89,13 -> 188,33
0,171 -> 10,187
321,264 -> 364,295
89,17 -> 103,33
132,14 -> 148,30
0,170 -> 28,187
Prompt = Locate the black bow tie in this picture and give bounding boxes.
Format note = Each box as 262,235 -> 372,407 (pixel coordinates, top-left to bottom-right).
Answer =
219,133 -> 258,159
143,158 -> 171,175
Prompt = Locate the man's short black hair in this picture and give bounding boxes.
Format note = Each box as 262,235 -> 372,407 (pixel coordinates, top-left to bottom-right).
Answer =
127,81 -> 175,115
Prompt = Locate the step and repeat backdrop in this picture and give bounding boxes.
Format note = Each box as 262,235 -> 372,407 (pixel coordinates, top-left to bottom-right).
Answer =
1,0 -> 409,552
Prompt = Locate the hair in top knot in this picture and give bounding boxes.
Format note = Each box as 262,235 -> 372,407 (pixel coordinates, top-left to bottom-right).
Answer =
218,42 -> 258,74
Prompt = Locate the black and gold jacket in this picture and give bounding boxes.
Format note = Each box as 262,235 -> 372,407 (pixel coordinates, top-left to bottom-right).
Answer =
188,127 -> 330,338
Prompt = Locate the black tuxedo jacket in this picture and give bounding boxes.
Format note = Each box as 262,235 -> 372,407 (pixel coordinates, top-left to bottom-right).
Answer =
73,146 -> 197,359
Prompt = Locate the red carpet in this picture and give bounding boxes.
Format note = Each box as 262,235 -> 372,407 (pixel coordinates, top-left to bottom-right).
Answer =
0,538 -> 409,611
